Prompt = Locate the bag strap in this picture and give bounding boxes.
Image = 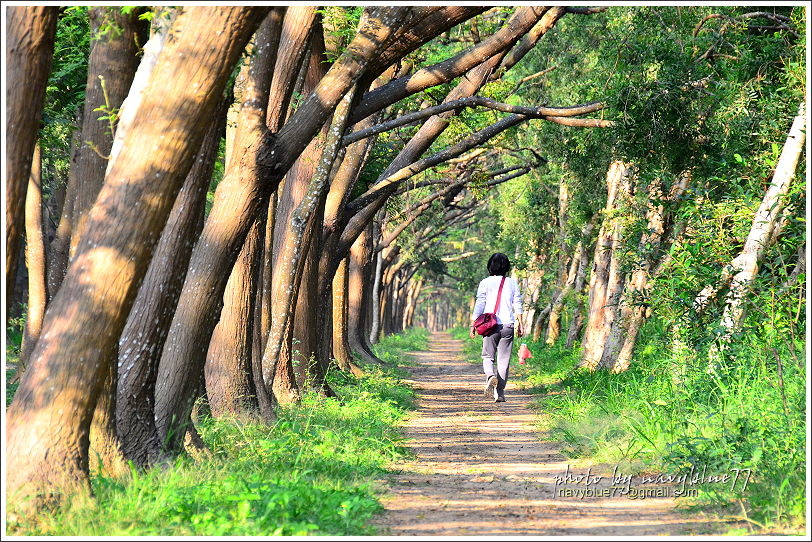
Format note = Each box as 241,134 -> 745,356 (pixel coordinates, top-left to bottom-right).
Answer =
492,276 -> 506,314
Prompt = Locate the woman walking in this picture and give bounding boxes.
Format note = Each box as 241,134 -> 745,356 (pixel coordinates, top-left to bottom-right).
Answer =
469,253 -> 524,402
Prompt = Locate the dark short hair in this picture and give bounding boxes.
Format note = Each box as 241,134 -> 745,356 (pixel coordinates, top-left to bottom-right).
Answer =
487,253 -> 511,276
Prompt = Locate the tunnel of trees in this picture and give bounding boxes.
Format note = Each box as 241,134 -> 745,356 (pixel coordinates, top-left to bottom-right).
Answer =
4,4 -> 806,522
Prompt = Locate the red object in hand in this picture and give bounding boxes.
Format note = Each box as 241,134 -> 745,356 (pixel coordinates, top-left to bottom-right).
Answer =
518,343 -> 532,364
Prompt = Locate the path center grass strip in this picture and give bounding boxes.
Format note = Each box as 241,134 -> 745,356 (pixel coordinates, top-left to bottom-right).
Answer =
7,329 -> 427,536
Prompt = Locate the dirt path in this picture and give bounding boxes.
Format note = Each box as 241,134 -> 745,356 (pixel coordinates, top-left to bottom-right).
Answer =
373,331 -> 730,536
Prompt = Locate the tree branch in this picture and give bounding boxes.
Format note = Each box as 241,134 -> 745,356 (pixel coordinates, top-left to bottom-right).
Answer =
343,96 -> 609,145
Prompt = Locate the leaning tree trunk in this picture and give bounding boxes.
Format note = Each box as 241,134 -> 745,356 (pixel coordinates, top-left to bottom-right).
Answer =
205,219 -> 261,419
270,24 -> 326,402
6,7 -> 266,509
115,95 -> 227,468
713,103 -> 806,354
19,143 -> 47,372
70,7 -> 149,256
580,161 -> 634,370
6,7 -> 57,315
155,9 -> 416,453
81,8 -> 151,480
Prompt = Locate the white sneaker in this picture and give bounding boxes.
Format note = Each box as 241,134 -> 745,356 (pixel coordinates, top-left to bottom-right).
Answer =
484,375 -> 498,399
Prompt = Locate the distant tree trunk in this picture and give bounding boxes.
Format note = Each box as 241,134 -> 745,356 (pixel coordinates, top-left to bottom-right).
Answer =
547,217 -> 596,345
6,8 -> 265,508
544,178 -> 571,342
332,258 -> 363,374
369,242 -> 385,343
710,103 -> 805,357
47,114 -> 82,300
116,95 -> 227,468
600,172 -> 691,372
6,6 -> 57,315
205,219 -> 261,419
566,246 -> 592,348
348,225 -> 382,364
19,143 -> 47,371
70,7 -> 149,255
580,161 -> 634,370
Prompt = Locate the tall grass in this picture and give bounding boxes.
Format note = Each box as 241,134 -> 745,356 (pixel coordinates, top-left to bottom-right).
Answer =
450,322 -> 806,533
6,327 -> 427,536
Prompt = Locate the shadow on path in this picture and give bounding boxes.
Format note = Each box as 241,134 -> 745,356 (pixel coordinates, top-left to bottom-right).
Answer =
373,331 -> 732,536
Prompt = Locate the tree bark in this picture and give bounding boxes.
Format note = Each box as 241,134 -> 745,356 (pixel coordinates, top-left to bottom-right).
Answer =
20,143 -> 47,371
47,113 -> 82,301
547,217 -> 596,345
70,7 -> 149,256
566,245 -> 592,348
6,7 -> 266,508
713,103 -> 806,351
580,161 -> 634,370
6,6 -> 57,315
270,23 -> 326,403
115,95 -> 227,468
600,172 -> 691,372
154,10 -> 280,450
332,258 -> 362,374
369,223 -> 385,343
347,225 -> 381,365
205,218 -> 261,419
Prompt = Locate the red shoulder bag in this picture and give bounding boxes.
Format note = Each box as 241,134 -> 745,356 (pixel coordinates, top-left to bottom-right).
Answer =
473,276 -> 506,336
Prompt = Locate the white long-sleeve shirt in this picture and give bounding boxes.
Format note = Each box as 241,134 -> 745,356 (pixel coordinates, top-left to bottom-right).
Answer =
471,275 -> 523,325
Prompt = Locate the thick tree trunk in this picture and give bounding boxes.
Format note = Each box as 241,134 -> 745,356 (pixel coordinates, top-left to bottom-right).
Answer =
115,96 -> 227,468
6,7 -> 265,508
154,11 -> 279,450
70,8 -> 149,255
270,24 -> 326,402
205,219 -> 261,419
20,143 -> 47,371
580,161 -> 634,370
6,7 -> 57,315
265,88 -> 354,399
78,9 -> 152,479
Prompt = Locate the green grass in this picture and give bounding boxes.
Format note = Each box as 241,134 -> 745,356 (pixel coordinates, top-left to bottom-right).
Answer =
7,327 -> 428,536
449,322 -> 806,533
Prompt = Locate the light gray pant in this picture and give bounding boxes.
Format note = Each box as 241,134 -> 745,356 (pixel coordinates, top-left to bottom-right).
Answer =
482,324 -> 514,394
